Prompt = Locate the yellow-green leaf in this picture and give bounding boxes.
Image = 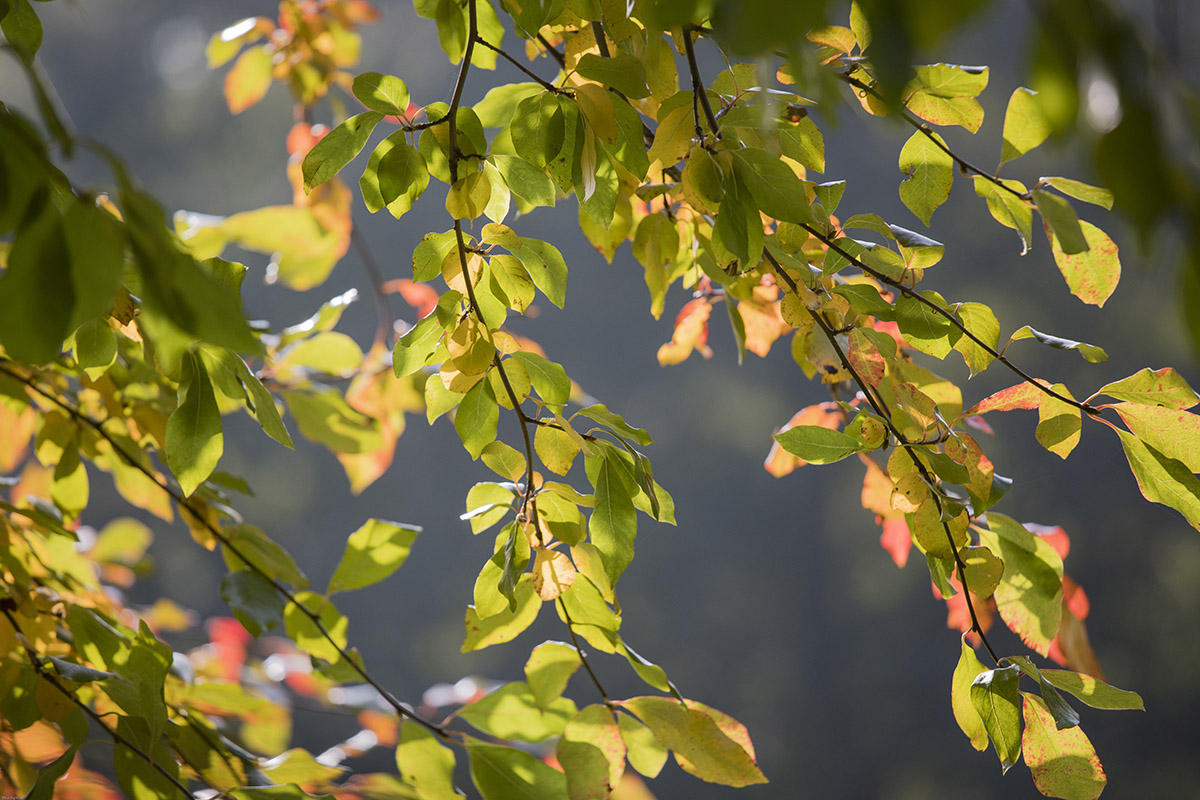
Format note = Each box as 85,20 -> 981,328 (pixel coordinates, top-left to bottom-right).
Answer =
166,352 -> 224,497
952,636 -> 989,751
1000,88 -> 1050,164
327,519 -> 421,594
1021,693 -> 1107,800
899,130 -> 953,225
1049,220 -> 1120,307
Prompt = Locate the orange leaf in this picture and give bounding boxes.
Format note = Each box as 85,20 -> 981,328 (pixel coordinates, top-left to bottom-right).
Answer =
657,298 -> 713,365
738,284 -> 790,358
879,516 -> 911,568
963,380 -> 1047,416
224,45 -> 275,114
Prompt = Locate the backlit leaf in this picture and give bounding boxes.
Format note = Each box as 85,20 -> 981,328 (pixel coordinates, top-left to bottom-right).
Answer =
1114,428 -> 1200,530
898,129 -> 953,225
557,704 -> 626,800
1112,402 -> 1200,473
468,742 -> 567,800
396,722 -> 462,800
524,641 -> 581,708
166,352 -> 224,497
455,379 -> 499,459
224,45 -> 273,114
1042,177 -> 1114,210
731,148 -> 813,223
328,519 -> 421,594
458,681 -> 577,742
970,664 -> 1022,773
952,636 -> 989,751
1049,220 -> 1120,307
1000,88 -> 1050,164
463,575 -> 541,651
1039,670 -> 1144,711
587,444 -> 639,585
617,697 -> 767,787
1007,326 -> 1107,363
1036,383 -> 1081,459
772,425 -> 862,464
1021,693 -> 1107,800
352,72 -> 410,116
1095,368 -> 1199,409
976,514 -> 1063,656
1034,189 -> 1088,255
575,53 -> 651,98
303,111 -> 384,191
283,591 -> 348,663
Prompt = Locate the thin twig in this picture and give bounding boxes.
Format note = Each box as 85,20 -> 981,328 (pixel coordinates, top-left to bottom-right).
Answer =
764,251 -> 1001,664
350,225 -> 395,349
536,32 -> 566,69
474,35 -> 567,94
557,599 -> 612,706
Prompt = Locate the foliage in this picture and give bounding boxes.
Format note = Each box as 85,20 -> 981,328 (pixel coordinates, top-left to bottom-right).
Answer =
1,0 -> 1196,797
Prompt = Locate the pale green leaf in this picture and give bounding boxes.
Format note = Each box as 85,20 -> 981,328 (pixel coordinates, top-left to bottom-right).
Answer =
303,111 -> 384,191
1021,693 -> 1107,800
166,352 -> 224,496
327,519 -> 421,594
899,130 -> 953,225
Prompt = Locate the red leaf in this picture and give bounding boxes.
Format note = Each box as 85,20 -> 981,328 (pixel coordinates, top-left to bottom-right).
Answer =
383,278 -> 440,319
879,516 -> 911,568
963,381 -> 1046,416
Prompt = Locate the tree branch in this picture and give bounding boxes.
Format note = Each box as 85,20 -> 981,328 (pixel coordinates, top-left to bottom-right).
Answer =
557,599 -> 613,706
350,225 -> 395,349
474,35 -> 568,94
0,360 -> 451,741
764,251 -> 1001,664
683,26 -> 722,139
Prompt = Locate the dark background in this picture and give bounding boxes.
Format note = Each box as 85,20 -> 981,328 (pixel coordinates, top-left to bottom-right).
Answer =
4,1 -> 1199,797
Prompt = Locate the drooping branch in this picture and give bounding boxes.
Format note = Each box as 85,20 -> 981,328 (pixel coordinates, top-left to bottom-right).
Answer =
683,26 -> 722,139
798,222 -> 1103,417
764,251 -> 1001,665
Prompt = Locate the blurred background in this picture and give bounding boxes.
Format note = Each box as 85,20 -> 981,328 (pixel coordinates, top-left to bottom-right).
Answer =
3,1 -> 1199,797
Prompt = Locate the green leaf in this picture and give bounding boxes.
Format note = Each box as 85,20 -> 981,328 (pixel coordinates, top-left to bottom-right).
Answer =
557,704 -> 626,800
952,302 -> 999,377
220,569 -> 285,638
1042,177 -> 1114,210
617,697 -> 767,787
1021,693 -> 1107,800
276,331 -> 363,376
773,425 -> 863,464
166,352 -> 224,496
457,681 -> 578,742
973,176 -> 1033,254
64,200 -> 126,330
475,82 -> 542,127
113,717 -> 182,799
511,92 -> 565,169
1,0 -> 42,64
222,525 -> 309,588
779,117 -> 825,173
396,722 -> 462,800
1039,670 -> 1144,711
352,72 -> 410,116
283,591 -> 348,663
1033,189 -> 1088,255
970,664 -> 1023,773
1096,368 -> 1198,410
1005,656 -> 1080,730
961,545 -> 1003,600
327,519 -> 421,594
378,139 -> 431,214
468,743 -> 567,800
524,641 -> 582,708
904,64 -> 987,131
1007,325 -> 1107,363
303,111 -> 384,191
731,148 -> 813,223
573,404 -> 652,446
231,787 -> 336,800
951,637 -> 989,751
975,514 -> 1063,656
1114,428 -> 1200,530
463,575 -> 541,651
510,351 -> 570,406
509,237 -> 568,308
455,379 -> 499,459
575,53 -> 651,98
619,713 -> 668,778
282,389 -> 383,453
898,129 -> 953,225
25,743 -> 79,800
492,155 -> 557,208
1112,403 -> 1200,473
1000,87 -> 1050,164
394,314 -> 445,377
0,198 -> 71,363
586,444 -> 639,585
232,355 -> 294,448
535,423 -> 580,475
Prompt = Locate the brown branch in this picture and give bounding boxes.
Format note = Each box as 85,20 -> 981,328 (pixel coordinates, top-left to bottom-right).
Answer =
0,361 -> 451,741
764,251 -> 1001,665
537,32 -> 567,69
557,599 -> 613,706
683,26 -> 721,139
